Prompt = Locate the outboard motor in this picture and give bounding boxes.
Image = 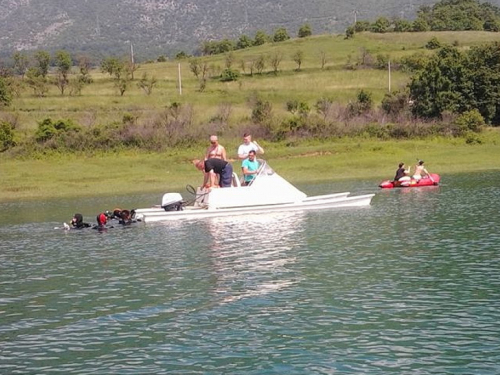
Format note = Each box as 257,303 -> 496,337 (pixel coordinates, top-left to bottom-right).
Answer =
161,193 -> 184,211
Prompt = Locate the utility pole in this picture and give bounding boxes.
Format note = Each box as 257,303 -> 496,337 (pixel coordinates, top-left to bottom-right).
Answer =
130,43 -> 134,65
388,60 -> 391,92
352,10 -> 358,24
178,63 -> 182,95
96,14 -> 100,36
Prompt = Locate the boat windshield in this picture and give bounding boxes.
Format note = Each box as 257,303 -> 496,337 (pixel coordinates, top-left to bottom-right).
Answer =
246,159 -> 273,186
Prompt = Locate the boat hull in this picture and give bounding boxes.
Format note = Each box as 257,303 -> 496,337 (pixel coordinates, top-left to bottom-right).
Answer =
379,174 -> 440,189
135,193 -> 374,223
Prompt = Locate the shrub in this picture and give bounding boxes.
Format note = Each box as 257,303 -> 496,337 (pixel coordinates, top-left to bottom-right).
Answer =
425,37 -> 442,50
220,68 -> 239,82
0,78 -> 12,107
454,109 -> 485,135
35,118 -> 81,143
348,90 -> 373,116
0,121 -> 15,151
381,91 -> 411,116
251,98 -> 273,125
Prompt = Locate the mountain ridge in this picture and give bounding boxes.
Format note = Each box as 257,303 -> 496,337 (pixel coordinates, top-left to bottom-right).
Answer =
1,0 -> 499,60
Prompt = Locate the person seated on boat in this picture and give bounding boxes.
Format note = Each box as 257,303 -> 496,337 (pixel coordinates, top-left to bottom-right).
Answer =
205,135 -> 227,161
394,162 -> 411,182
413,160 -> 429,181
242,150 -> 260,186
193,158 -> 234,188
71,213 -> 91,229
237,132 -> 264,160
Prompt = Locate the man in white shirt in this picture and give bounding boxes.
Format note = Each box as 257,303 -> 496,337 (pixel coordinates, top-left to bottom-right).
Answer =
237,133 -> 264,160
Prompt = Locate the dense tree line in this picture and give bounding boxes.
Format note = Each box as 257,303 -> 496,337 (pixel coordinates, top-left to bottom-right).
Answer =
348,0 -> 500,36
409,42 -> 500,124
199,24 -> 309,56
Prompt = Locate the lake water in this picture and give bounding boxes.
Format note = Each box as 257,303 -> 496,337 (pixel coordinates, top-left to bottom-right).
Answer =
1,171 -> 500,374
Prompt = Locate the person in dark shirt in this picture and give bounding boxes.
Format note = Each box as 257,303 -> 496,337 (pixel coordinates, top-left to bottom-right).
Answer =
394,162 -> 411,182
193,158 -> 233,188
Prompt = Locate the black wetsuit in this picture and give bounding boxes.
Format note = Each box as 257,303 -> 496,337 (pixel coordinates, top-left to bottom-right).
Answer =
71,214 -> 91,229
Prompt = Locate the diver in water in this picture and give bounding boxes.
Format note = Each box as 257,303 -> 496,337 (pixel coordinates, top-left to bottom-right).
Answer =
93,213 -> 113,231
70,213 -> 92,229
118,209 -> 141,225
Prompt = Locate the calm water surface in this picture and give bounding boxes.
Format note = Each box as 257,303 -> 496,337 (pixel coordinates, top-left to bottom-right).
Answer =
1,171 -> 500,374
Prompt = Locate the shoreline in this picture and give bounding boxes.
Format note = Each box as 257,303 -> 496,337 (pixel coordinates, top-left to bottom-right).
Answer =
2,133 -> 500,203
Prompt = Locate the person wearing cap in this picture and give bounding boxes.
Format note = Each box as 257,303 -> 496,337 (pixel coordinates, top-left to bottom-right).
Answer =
412,160 -> 429,181
193,158 -> 234,188
237,133 -> 264,160
241,150 -> 260,186
205,135 -> 227,161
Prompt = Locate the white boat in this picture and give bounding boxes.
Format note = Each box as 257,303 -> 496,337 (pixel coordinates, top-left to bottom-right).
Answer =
135,160 -> 375,223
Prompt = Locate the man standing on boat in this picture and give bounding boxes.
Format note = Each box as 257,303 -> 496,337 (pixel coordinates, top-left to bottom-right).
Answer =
194,158 -> 233,188
205,135 -> 227,161
237,133 -> 264,160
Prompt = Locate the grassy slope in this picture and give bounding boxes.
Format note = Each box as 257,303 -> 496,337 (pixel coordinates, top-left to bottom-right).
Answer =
11,31 -> 500,131
2,31 -> 500,202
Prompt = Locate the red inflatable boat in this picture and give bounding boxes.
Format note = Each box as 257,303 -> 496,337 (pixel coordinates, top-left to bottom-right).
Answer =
379,174 -> 440,189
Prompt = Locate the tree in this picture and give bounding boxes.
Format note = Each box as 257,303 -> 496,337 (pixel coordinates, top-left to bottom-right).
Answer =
254,30 -> 269,46
0,77 -> 12,107
292,50 -> 304,71
354,21 -> 370,32
345,26 -> 355,39
175,51 -> 188,59
394,19 -> 413,32
25,67 -> 48,97
255,55 -> 266,74
125,60 -> 140,80
189,58 -> 202,78
225,52 -> 234,69
412,18 -> 431,31
409,46 -> 470,119
298,24 -> 312,38
236,35 -> 253,49
371,17 -> 391,33
273,27 -> 290,42
318,50 -> 328,69
54,50 -> 72,95
115,78 -> 129,96
137,73 -> 158,95
12,52 -> 29,78
34,51 -> 51,78
0,121 -> 15,151
269,52 -> 283,75
101,57 -> 124,78
77,55 -> 93,84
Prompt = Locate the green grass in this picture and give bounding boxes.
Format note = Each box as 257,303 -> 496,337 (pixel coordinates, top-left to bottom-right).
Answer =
2,129 -> 499,202
8,31 -> 500,132
3,31 -> 500,202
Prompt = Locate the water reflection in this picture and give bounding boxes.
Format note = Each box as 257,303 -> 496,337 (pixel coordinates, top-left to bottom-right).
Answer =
203,212 -> 306,304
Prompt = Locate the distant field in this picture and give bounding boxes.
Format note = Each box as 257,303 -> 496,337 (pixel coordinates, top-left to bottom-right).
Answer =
7,31 -> 500,132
